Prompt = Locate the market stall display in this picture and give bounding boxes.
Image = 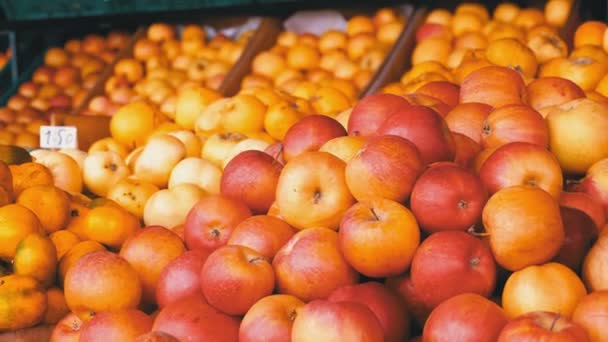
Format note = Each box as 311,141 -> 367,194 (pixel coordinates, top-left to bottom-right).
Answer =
0,0 -> 607,341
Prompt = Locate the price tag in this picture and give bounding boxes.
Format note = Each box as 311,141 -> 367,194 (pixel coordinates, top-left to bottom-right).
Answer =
39,126 -> 78,149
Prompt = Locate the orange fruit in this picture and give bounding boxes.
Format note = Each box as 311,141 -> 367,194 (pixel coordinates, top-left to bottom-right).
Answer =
17,185 -> 71,234
0,274 -> 47,330
13,233 -> 57,288
58,240 -> 106,285
0,204 -> 43,260
44,287 -> 70,324
64,251 -> 142,322
65,201 -> 90,240
110,101 -> 159,149
119,226 -> 185,305
9,162 -> 54,197
287,44 -> 321,70
50,230 -> 81,260
83,205 -> 141,249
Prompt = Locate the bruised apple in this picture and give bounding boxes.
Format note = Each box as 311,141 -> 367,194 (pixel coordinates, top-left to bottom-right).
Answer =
275,152 -> 354,230
345,135 -> 423,203
411,162 -> 487,233
339,198 -> 420,278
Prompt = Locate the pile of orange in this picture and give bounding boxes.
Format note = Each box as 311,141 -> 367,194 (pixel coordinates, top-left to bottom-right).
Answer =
0,32 -> 130,149
91,23 -> 253,119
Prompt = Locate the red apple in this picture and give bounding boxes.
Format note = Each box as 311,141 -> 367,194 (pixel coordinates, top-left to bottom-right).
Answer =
460,66 -> 527,108
79,309 -> 152,342
345,134 -> 424,202
155,250 -> 209,308
385,274 -> 433,325
273,227 -> 359,302
423,293 -> 508,342
239,294 -> 305,342
339,197 -> 420,277
220,150 -> 283,214
572,290 -> 608,342
554,207 -> 595,272
49,312 -> 82,342
411,231 -> 496,308
292,300 -> 384,342
453,133 -> 482,168
378,105 -> 456,165
481,104 -> 549,149
479,142 -> 563,199
328,282 -> 409,342
282,114 -> 346,161
411,163 -> 488,233
578,158 -> 608,217
560,191 -> 606,235
445,102 -> 493,144
497,311 -> 590,341
49,94 -> 72,110
402,93 -> 451,117
32,66 -> 55,84
415,23 -> 451,42
53,66 -> 80,88
226,215 -> 294,260
152,294 -> 240,342
348,93 -> 411,136
527,77 -> 585,114
200,245 -> 274,316
415,81 -> 460,109
134,331 -> 179,342
264,142 -> 286,165
18,82 -> 39,98
183,195 -> 252,253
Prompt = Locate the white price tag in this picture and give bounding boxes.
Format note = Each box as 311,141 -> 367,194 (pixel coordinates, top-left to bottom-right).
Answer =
39,126 -> 78,149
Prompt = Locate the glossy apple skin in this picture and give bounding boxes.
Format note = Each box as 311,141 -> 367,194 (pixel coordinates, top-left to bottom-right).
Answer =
385,274 -> 434,326
416,81 -> 460,109
553,207 -> 595,272
423,293 -> 509,342
227,215 -> 295,261
572,290 -> 608,342
49,312 -> 83,342
291,300 -> 385,342
282,114 -> 346,161
239,294 -> 305,342
378,105 -> 456,165
411,231 -> 497,309
481,104 -> 549,149
220,150 -> 283,214
411,162 -> 488,233
348,93 -> 411,136
527,76 -> 585,112
273,227 -> 359,302
183,195 -> 252,253
328,282 -> 409,342
497,311 -> 590,342
152,294 -> 240,342
200,245 -> 275,316
155,250 -> 209,309
479,142 -> 563,199
345,134 -> 424,203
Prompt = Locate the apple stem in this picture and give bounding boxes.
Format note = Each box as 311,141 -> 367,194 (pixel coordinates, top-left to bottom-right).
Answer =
467,225 -> 490,237
248,256 -> 266,264
458,200 -> 468,209
288,309 -> 297,321
313,190 -> 322,204
370,207 -> 380,221
482,121 -> 491,136
108,163 -> 117,171
211,228 -> 221,238
549,312 -> 561,332
0,279 -> 4,286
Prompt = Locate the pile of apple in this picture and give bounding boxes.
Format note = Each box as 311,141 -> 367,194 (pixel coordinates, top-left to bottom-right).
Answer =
241,8 -> 405,112
0,32 -> 130,149
86,23 -> 253,118
383,0 -> 608,101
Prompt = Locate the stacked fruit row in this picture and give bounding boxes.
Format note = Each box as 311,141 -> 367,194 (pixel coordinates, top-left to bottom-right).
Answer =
2,2 -> 608,342
0,32 -> 131,149
86,22 -> 253,119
